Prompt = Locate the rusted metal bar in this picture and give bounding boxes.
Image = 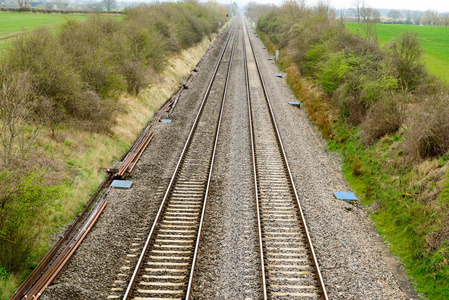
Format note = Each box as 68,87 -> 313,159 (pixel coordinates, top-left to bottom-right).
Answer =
128,132 -> 155,176
183,73 -> 195,89
16,188 -> 111,300
30,199 -> 108,300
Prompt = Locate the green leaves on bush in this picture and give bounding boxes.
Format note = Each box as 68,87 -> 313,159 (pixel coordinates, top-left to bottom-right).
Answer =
0,264 -> 8,279
0,168 -> 63,273
317,51 -> 355,94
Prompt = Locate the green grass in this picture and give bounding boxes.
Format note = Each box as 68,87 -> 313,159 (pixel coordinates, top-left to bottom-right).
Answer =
346,23 -> 449,82
0,12 -> 87,49
327,123 -> 449,299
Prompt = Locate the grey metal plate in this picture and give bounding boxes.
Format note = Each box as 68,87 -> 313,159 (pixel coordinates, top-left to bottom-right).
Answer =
111,180 -> 133,189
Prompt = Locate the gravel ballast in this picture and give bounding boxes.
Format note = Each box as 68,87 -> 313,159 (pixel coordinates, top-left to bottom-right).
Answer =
41,17 -> 417,300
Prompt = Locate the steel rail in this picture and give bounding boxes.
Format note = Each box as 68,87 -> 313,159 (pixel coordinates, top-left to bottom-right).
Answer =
243,18 -> 329,300
241,16 -> 268,300
19,187 -> 111,299
185,19 -> 239,300
122,20 -> 238,300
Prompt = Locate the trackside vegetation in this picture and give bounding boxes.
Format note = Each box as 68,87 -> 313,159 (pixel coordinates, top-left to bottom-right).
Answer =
346,22 -> 449,83
247,1 -> 449,298
0,3 -> 226,298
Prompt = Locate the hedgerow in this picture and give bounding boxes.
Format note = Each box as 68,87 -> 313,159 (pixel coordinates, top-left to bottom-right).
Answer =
1,3 -> 225,135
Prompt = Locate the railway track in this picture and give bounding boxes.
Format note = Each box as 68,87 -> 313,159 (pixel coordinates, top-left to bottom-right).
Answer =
12,16 -> 329,300
122,20 -> 239,299
242,18 -> 328,299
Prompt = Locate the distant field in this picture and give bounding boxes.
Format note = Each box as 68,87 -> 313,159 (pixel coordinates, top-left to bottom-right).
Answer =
346,23 -> 449,82
0,12 -> 87,49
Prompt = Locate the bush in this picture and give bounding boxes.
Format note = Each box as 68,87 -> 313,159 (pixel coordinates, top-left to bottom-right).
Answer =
58,17 -> 124,98
1,2 -> 223,136
0,70 -> 38,167
388,32 -> 426,91
4,28 -> 84,125
361,94 -> 406,145
0,264 -> 8,279
404,95 -> 449,160
317,51 -> 355,94
0,168 -> 62,272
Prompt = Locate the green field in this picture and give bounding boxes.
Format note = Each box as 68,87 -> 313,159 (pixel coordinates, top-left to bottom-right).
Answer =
0,12 -> 87,49
346,23 -> 449,82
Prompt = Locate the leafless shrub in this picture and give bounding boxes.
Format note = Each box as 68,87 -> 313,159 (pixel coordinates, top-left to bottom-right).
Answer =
122,60 -> 146,96
361,94 -> 406,145
72,90 -> 120,133
403,94 -> 449,160
360,5 -> 379,43
0,71 -> 41,167
335,95 -> 367,126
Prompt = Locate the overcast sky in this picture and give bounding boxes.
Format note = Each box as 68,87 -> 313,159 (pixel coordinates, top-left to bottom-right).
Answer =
233,0 -> 449,13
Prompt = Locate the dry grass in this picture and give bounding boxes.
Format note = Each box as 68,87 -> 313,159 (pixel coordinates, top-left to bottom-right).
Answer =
403,95 -> 449,161
0,273 -> 20,300
284,64 -> 334,139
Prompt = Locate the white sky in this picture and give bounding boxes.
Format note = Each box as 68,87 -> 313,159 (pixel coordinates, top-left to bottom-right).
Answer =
233,0 -> 449,13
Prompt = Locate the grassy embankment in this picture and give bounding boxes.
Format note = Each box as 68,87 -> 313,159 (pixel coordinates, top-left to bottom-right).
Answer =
0,12 -> 87,49
248,2 -> 449,299
0,5 -> 227,299
346,23 -> 449,83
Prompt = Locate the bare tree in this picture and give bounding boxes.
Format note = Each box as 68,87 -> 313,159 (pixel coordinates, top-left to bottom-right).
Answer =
423,10 -> 439,26
351,0 -> 365,23
441,13 -> 449,27
0,71 -> 40,168
360,5 -> 379,43
388,10 -> 402,24
413,11 -> 422,25
103,0 -> 116,11
16,0 -> 31,8
281,0 -> 306,20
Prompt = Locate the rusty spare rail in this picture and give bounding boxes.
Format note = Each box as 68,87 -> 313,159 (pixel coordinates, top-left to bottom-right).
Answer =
22,190 -> 110,300
115,63 -> 200,178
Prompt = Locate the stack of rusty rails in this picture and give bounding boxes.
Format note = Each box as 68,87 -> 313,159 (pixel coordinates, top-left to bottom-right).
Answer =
167,86 -> 184,113
183,72 -> 195,89
10,187 -> 112,300
114,73 -> 192,179
115,123 -> 155,179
